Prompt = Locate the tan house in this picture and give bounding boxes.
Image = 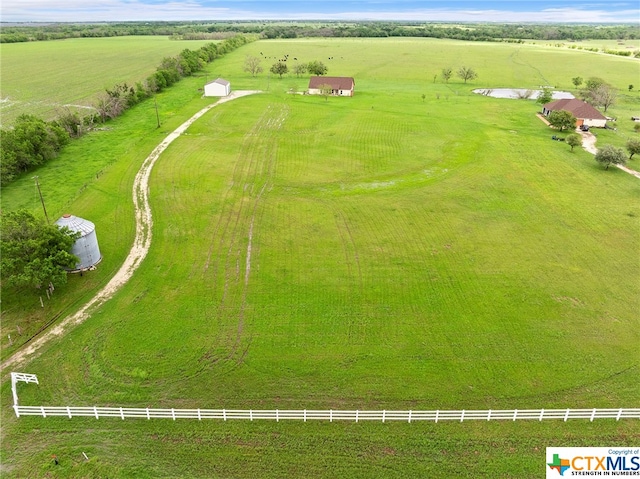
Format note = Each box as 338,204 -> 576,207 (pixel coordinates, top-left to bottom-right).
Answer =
541,99 -> 607,128
308,76 -> 355,97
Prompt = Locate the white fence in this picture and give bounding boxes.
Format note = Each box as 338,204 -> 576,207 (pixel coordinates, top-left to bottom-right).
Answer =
10,373 -> 639,423
13,406 -> 640,422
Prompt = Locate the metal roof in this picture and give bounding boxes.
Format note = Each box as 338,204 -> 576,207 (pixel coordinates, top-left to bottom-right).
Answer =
55,214 -> 96,236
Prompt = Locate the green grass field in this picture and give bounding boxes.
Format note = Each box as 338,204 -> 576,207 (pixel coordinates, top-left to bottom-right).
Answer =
1,37 -> 639,478
0,36 -> 214,126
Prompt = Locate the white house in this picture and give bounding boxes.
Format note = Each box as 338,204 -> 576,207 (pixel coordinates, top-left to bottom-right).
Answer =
308,76 -> 355,97
204,78 -> 231,97
541,99 -> 607,128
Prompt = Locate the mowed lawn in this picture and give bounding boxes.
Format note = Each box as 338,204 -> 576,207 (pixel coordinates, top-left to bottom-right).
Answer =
0,36 -> 214,126
2,38 -> 639,477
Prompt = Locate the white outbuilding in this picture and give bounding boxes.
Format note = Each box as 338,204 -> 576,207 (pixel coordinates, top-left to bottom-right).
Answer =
55,214 -> 102,272
204,78 -> 231,97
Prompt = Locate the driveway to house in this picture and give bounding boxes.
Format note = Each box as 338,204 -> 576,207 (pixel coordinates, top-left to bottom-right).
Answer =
2,91 -> 261,372
578,128 -> 640,179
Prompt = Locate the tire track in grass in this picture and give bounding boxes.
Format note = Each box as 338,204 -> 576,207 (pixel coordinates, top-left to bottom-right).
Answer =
196,103 -> 287,377
1,91 -> 260,372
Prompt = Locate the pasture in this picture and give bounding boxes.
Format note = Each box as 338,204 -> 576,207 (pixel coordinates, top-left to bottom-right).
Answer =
0,36 -> 213,126
1,37 -> 639,477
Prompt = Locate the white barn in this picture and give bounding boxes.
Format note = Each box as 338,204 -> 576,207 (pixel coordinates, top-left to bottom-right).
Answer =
204,78 -> 231,97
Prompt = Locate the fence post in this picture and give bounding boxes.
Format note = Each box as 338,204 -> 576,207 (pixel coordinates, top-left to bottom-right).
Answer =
539,409 -> 544,421
41,406 -> 46,418
223,409 -> 227,421
487,409 -> 491,421
617,408 -> 622,421
276,409 -> 279,422
197,409 -> 201,421
67,406 -> 72,419
435,409 -> 439,423
564,408 -> 570,422
147,408 -> 150,420
330,409 -> 333,423
250,409 -> 253,421
355,410 -> 358,423
590,408 -> 596,422
13,405 -> 20,418
172,408 -> 175,421
303,409 -> 306,422
513,409 -> 518,421
382,410 -> 386,423
460,410 -> 465,422
94,406 -> 99,419
408,410 -> 412,423
120,407 -> 125,420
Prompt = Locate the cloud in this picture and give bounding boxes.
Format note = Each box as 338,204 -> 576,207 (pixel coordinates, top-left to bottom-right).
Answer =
0,0 -> 636,22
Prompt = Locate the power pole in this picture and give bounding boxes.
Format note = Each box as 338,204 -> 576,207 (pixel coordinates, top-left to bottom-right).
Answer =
154,96 -> 161,128
33,176 -> 50,224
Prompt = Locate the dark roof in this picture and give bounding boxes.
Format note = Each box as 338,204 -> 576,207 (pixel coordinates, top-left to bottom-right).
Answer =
206,78 -> 230,86
308,76 -> 355,90
543,99 -> 606,120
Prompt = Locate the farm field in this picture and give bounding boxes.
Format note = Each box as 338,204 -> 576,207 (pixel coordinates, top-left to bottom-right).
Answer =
1,37 -> 639,477
0,36 -> 214,126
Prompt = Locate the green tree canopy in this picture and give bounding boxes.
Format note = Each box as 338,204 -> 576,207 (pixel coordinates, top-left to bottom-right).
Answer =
0,210 -> 80,291
537,87 -> 554,105
307,60 -> 328,76
595,144 -> 626,170
566,133 -> 582,151
548,110 -> 576,131
626,138 -> 640,159
270,61 -> 289,78
457,66 -> 478,84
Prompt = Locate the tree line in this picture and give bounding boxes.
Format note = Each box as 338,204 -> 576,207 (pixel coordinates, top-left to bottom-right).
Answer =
0,34 -> 255,186
1,21 -> 638,44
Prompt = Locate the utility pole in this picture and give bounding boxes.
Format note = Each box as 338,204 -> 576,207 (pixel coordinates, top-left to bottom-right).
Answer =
33,176 -> 50,224
154,96 -> 161,128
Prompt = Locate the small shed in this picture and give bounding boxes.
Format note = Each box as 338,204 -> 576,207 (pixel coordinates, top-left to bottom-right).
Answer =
204,78 -> 231,97
55,214 -> 102,272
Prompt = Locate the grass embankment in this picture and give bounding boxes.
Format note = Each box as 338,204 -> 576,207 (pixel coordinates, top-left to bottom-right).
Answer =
2,37 -> 639,478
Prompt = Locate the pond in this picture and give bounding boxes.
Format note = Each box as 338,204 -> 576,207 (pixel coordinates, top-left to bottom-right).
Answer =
472,88 -> 575,100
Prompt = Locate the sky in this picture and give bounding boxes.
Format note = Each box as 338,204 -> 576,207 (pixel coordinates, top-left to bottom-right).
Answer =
1,0 -> 639,23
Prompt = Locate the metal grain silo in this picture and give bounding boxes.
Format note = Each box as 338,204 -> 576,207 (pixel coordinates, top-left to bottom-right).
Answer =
55,214 -> 102,271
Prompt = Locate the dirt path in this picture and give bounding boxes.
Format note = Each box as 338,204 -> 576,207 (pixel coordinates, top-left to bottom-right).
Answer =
1,91 -> 261,372
578,129 -> 640,178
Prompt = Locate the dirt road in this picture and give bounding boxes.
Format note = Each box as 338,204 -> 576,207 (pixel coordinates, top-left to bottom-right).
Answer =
1,91 -> 261,372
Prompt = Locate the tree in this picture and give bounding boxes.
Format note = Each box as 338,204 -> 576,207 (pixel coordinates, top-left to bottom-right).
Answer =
629,84 -> 634,92
457,66 -> 477,84
292,62 -> 307,77
566,133 -> 582,151
243,55 -> 263,77
270,62 -> 288,78
626,138 -> 640,159
537,87 -> 553,105
595,144 -> 626,170
318,83 -> 333,101
307,60 -> 328,76
0,210 -> 79,291
591,84 -> 617,112
572,76 -> 583,88
547,110 -> 576,131
441,67 -> 452,83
